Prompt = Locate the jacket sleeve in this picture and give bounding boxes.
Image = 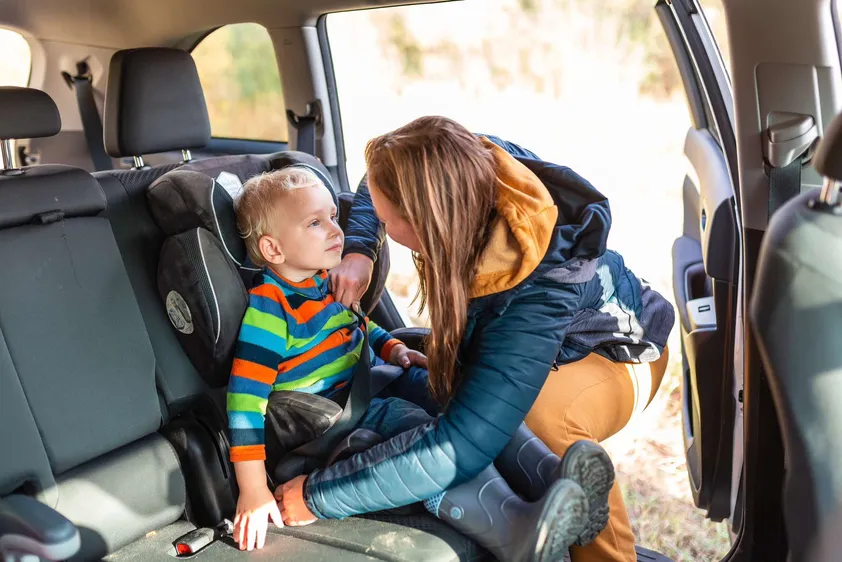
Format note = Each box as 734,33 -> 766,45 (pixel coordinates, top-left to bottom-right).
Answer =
342,177 -> 386,262
227,296 -> 290,463
303,280 -> 582,519
367,319 -> 402,362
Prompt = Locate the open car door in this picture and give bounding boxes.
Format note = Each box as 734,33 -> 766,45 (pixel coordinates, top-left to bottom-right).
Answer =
657,0 -> 741,525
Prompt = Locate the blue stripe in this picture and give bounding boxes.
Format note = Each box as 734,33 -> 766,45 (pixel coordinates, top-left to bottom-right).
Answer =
285,306 -> 355,340
236,341 -> 281,370
230,427 -> 265,448
239,324 -> 287,354
228,411 -> 266,429
228,375 -> 274,397
249,293 -> 286,318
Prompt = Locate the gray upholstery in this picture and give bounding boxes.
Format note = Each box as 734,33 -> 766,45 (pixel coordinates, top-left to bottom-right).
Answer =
96,167 -> 209,412
750,189 -> 842,561
0,335 -> 56,504
0,165 -> 106,228
54,434 -> 186,561
0,87 -> 61,139
0,216 -> 160,474
104,48 -> 210,158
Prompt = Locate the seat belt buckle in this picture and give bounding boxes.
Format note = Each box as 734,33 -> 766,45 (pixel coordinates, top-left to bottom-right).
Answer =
172,520 -> 233,557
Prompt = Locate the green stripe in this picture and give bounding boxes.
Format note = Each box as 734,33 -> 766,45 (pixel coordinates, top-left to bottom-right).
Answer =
243,307 -> 356,351
273,339 -> 363,391
227,392 -> 268,415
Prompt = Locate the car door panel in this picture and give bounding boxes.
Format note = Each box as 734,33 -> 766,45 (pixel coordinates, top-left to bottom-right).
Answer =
659,0 -> 740,523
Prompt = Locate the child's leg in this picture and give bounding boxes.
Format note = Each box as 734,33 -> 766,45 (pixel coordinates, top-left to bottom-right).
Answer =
355,396 -> 434,440
376,366 -> 439,417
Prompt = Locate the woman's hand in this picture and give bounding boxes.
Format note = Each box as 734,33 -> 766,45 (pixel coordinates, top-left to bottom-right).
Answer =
389,344 -> 428,369
329,253 -> 374,307
275,475 -> 318,527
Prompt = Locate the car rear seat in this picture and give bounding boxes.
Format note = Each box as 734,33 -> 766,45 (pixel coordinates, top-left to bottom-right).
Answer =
0,88 -> 482,562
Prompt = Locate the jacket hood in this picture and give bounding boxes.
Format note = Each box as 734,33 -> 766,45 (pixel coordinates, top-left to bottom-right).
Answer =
470,139 -> 612,299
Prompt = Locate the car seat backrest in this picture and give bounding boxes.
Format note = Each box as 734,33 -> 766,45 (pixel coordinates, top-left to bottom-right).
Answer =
0,88 -> 189,559
750,111 -> 842,560
145,157 -> 349,389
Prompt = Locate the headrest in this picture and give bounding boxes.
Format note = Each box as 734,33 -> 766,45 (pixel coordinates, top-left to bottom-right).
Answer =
147,170 -> 249,268
104,48 -> 210,158
0,165 -> 107,229
0,87 -> 61,140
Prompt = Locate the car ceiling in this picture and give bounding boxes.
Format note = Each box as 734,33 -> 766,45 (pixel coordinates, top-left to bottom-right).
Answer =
0,0 -> 448,49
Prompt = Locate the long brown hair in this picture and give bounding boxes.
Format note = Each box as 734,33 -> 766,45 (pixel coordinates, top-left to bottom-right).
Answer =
365,116 -> 498,404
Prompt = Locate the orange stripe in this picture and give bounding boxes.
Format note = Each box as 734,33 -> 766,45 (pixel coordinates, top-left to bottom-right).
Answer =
380,339 -> 402,362
231,358 -> 278,385
251,283 -> 335,324
230,445 -> 266,463
279,329 -> 352,373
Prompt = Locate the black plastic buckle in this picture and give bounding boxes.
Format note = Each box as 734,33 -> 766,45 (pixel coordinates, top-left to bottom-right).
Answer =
286,99 -> 323,129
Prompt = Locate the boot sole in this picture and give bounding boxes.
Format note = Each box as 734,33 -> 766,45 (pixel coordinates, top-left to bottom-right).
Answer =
532,479 -> 588,562
557,440 -> 615,546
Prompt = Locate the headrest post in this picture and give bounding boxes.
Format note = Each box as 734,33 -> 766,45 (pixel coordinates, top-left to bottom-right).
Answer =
0,139 -> 20,173
182,149 -> 193,162
132,156 -> 146,169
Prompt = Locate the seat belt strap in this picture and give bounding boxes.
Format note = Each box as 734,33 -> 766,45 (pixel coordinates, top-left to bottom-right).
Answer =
67,64 -> 111,172
286,100 -> 322,157
768,157 -> 802,220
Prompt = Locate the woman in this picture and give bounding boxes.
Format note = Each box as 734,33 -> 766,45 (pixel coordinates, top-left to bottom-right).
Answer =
279,116 -> 674,562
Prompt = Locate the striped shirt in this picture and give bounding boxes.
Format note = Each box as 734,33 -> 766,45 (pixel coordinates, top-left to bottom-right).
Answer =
227,269 -> 401,463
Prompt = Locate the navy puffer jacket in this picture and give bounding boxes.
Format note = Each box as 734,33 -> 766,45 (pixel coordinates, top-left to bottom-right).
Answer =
304,139 -> 673,518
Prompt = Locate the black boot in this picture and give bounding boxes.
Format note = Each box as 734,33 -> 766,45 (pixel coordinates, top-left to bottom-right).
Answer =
429,465 -> 587,562
496,424 -> 615,546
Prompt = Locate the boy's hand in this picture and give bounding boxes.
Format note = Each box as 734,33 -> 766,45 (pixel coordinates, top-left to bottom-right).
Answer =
389,344 -> 428,369
329,253 -> 374,308
275,475 -> 318,526
232,468 -> 283,551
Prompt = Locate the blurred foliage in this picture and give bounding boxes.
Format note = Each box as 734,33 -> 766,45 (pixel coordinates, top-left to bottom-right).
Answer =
192,23 -> 288,142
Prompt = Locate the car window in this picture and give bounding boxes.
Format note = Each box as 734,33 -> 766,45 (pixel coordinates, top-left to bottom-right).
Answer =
0,29 -> 31,86
191,23 -> 287,142
697,0 -> 731,75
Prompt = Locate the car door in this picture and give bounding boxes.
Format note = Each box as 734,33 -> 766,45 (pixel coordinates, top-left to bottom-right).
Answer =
657,0 -> 741,525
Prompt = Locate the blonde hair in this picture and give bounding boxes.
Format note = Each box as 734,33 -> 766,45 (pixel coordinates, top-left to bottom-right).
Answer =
235,167 -> 323,267
365,116 -> 498,404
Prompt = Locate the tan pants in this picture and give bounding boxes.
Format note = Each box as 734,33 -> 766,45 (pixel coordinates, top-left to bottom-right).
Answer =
524,348 -> 669,562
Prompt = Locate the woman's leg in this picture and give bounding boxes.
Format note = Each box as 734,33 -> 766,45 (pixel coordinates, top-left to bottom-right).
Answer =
523,349 -> 669,562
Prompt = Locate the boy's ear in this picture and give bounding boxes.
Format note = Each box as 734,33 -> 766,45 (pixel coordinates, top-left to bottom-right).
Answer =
258,235 -> 285,265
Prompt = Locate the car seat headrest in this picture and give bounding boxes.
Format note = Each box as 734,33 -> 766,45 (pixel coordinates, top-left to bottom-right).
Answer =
0,165 -> 106,229
104,48 -> 210,158
0,87 -> 61,140
148,170 -> 251,269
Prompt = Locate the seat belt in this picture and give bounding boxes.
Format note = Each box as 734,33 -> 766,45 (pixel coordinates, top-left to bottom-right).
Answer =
63,61 -> 111,172
768,157 -> 802,220
765,114 -> 818,220
271,307 -> 403,484
286,100 -> 322,157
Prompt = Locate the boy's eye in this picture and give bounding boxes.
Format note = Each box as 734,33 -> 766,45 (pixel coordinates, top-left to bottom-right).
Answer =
331,214 -> 338,223
309,219 -> 320,227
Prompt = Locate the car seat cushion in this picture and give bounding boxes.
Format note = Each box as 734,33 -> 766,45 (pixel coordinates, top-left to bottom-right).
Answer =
157,229 -> 247,387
